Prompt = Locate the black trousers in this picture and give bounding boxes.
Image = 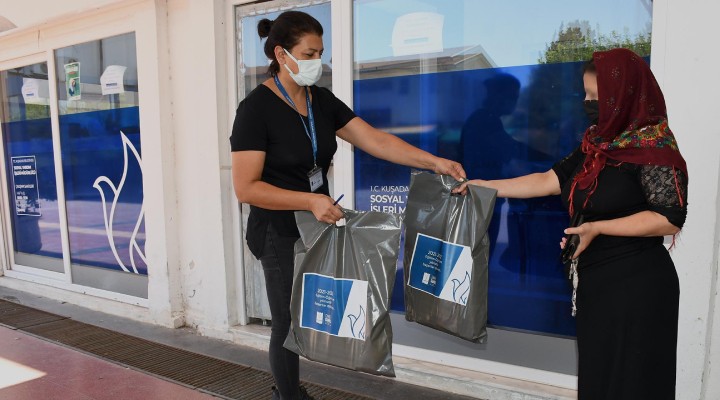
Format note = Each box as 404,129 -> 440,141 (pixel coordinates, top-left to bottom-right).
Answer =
258,224 -> 300,400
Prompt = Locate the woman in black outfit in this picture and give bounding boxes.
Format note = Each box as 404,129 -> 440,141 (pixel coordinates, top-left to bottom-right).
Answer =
230,11 -> 466,400
461,48 -> 688,399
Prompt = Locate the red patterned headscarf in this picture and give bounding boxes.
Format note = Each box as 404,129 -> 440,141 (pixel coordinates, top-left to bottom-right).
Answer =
568,48 -> 687,216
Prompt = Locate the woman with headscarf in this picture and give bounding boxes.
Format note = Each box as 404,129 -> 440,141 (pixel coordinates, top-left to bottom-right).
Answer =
461,48 -> 687,399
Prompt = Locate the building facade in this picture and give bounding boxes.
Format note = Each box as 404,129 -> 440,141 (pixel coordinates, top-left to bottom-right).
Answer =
0,0 -> 718,398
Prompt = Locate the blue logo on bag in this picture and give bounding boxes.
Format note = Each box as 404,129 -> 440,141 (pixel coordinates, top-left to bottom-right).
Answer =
408,233 -> 473,305
451,271 -> 471,304
347,305 -> 366,340
300,273 -> 368,340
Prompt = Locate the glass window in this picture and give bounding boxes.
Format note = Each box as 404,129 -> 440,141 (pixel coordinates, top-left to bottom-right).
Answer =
0,62 -> 64,272
236,2 -> 332,98
353,0 -> 652,336
54,32 -> 147,286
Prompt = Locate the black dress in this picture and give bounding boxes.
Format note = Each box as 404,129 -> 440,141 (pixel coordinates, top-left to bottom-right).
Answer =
552,147 -> 688,400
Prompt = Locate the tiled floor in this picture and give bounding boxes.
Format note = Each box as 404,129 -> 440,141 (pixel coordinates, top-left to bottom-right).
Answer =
0,325 -> 216,400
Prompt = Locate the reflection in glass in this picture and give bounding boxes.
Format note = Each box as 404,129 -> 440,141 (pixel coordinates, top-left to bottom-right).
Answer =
236,2 -> 332,98
0,63 -> 64,272
55,32 -> 146,275
353,0 -> 652,336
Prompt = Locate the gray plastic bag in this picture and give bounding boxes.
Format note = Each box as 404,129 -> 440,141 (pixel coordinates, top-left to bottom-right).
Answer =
284,209 -> 402,376
403,172 -> 497,343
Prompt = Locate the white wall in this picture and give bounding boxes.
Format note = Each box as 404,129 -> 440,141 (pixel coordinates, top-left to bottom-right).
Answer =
652,1 -> 720,398
136,0 -> 184,328
164,0 -> 237,335
706,258 -> 720,393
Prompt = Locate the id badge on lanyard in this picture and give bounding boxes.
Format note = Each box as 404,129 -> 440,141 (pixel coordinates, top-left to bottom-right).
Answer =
308,166 -> 323,192
274,75 -> 323,192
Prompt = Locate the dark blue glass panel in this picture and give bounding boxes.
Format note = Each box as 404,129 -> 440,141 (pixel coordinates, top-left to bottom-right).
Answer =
354,62 -> 593,336
54,32 -> 145,277
1,63 -> 63,261
2,117 -> 63,258
59,106 -> 146,274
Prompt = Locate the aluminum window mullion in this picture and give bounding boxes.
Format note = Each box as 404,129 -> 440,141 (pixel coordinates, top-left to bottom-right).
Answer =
226,0 -> 249,326
330,0 -> 354,208
0,77 -> 12,274
46,48 -> 73,283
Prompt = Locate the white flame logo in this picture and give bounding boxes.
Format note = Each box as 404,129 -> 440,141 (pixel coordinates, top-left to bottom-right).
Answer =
92,131 -> 146,274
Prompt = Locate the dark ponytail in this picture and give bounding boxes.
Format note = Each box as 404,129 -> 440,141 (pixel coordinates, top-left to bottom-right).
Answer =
257,18 -> 273,39
258,11 -> 323,76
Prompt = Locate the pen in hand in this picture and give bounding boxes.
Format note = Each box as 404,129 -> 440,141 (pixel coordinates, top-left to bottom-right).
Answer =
332,194 -> 344,206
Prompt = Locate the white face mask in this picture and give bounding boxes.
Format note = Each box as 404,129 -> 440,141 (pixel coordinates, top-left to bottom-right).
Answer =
283,48 -> 323,86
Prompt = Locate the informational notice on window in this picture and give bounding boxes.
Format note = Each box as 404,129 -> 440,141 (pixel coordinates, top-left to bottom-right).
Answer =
408,233 -> 473,305
100,65 -> 127,95
21,78 -> 49,104
11,156 -> 41,217
64,62 -> 81,101
300,273 -> 368,340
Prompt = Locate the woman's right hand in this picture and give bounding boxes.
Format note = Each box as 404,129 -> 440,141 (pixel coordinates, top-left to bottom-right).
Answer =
308,194 -> 345,224
455,179 -> 488,193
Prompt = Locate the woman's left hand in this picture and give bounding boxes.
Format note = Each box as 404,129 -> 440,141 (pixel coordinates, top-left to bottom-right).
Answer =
561,222 -> 600,259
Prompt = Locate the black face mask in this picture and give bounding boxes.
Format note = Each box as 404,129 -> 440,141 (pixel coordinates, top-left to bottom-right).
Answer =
583,100 -> 599,125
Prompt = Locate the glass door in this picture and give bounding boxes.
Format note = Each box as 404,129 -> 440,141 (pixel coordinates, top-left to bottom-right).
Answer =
234,0 -> 332,322
53,32 -> 147,298
0,61 -> 65,273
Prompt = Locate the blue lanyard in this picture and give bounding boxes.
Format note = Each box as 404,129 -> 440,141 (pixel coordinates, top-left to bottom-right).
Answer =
273,75 -> 318,167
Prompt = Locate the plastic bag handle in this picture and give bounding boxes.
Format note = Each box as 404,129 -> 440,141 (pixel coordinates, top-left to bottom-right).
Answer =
333,208 -> 352,227
449,177 -> 469,196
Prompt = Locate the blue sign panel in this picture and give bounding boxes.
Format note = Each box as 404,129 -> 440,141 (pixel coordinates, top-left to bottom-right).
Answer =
408,233 -> 473,305
300,273 -> 368,340
11,156 -> 41,217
